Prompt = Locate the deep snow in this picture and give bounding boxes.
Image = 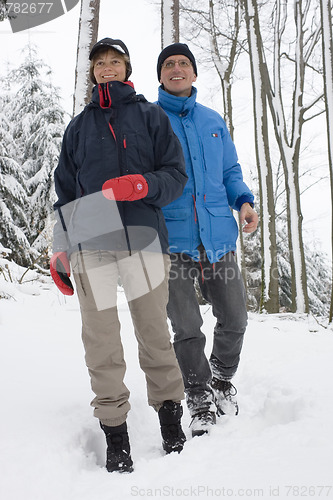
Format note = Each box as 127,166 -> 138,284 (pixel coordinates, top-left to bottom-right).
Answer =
0,266 -> 332,500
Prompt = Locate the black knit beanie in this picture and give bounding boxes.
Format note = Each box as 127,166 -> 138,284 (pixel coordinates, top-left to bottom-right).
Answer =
157,43 -> 197,81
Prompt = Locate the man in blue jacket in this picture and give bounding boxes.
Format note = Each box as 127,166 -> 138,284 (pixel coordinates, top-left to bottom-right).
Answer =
157,43 -> 259,437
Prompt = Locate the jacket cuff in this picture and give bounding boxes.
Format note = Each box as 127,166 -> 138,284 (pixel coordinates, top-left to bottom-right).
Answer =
235,195 -> 254,211
143,173 -> 158,200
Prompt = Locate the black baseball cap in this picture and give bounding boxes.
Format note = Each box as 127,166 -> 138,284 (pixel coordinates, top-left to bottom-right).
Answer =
89,38 -> 130,59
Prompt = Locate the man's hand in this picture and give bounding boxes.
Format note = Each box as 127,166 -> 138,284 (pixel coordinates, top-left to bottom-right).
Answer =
240,203 -> 258,234
102,174 -> 148,201
50,252 -> 74,296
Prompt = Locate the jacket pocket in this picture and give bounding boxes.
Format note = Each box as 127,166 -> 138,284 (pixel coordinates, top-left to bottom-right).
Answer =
123,131 -> 154,174
205,205 -> 238,249
201,132 -> 224,176
162,208 -> 192,243
205,206 -> 232,217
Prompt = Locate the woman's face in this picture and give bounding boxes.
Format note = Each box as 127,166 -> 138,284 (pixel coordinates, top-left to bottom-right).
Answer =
93,49 -> 127,84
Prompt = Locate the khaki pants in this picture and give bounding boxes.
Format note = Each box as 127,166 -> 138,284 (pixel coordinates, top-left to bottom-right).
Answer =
70,249 -> 184,426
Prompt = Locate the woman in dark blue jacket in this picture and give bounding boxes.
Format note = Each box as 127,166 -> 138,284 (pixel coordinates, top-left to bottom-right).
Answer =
50,38 -> 187,473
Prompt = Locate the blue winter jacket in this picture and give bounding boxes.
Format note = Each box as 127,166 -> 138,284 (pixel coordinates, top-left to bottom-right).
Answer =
157,86 -> 254,263
53,81 -> 187,256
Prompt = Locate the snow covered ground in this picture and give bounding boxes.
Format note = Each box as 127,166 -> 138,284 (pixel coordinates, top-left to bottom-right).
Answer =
0,266 -> 332,500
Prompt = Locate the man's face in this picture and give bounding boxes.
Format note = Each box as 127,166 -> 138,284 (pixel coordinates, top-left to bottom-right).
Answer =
159,54 -> 197,97
93,49 -> 127,84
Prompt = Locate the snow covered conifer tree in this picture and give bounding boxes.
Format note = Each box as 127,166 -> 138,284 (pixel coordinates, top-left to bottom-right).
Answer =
24,95 -> 65,262
0,91 -> 31,267
4,45 -> 66,266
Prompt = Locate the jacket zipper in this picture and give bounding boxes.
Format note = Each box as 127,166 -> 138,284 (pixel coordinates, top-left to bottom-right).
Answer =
113,128 -> 132,255
99,83 -> 132,255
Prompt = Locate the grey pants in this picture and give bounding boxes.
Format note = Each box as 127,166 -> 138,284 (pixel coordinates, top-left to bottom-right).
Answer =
71,249 -> 184,426
167,249 -> 247,416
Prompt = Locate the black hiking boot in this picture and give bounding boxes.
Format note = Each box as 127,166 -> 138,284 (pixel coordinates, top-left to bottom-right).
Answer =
211,378 -> 239,416
100,421 -> 134,473
189,410 -> 216,437
158,400 -> 186,454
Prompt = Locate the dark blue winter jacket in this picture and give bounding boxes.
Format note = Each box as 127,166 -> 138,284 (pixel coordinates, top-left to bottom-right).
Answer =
53,81 -> 187,255
157,86 -> 254,263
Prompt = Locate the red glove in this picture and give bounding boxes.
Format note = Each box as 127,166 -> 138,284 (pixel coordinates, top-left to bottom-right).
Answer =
102,174 -> 148,201
50,252 -> 74,296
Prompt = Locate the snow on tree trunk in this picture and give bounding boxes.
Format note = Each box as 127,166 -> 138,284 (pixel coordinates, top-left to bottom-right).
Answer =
320,0 -> 333,321
242,0 -> 279,313
73,0 -> 100,117
288,0 -> 309,313
161,0 -> 179,48
0,0 -> 9,20
263,0 -> 319,313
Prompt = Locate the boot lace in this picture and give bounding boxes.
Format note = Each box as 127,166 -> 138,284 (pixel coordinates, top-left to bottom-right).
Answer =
212,378 -> 237,397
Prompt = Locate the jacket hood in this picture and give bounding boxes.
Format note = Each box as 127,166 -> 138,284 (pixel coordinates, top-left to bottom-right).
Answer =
158,85 -> 197,115
90,80 -> 137,109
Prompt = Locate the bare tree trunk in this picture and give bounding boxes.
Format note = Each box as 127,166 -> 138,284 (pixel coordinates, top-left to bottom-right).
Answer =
320,0 -> 333,321
242,0 -> 280,313
208,0 -> 242,136
73,0 -> 100,117
0,0 -> 9,21
262,0 -> 322,313
285,0 -> 309,313
161,0 -> 179,48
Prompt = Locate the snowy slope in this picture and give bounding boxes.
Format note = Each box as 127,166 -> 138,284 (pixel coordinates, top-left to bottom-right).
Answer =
0,275 -> 332,500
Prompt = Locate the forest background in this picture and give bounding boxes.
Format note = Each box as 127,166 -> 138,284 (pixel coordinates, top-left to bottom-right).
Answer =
0,0 -> 332,321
